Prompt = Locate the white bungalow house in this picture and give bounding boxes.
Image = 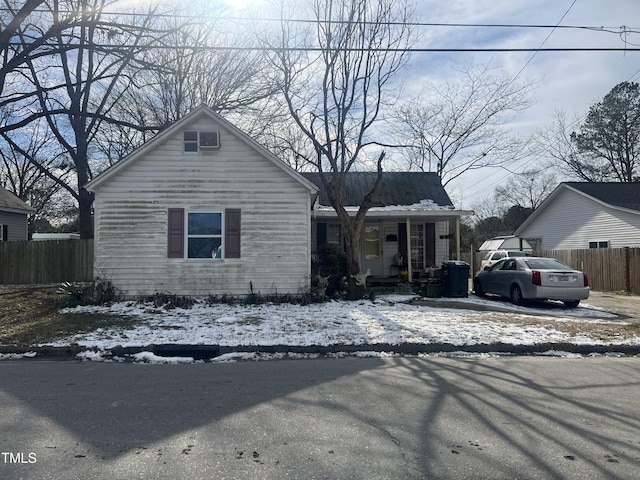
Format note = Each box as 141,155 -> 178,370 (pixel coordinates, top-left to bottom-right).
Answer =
86,105 -> 471,297
0,187 -> 34,241
515,182 -> 640,250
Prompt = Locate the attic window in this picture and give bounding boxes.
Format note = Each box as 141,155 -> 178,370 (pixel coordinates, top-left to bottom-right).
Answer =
184,131 -> 198,152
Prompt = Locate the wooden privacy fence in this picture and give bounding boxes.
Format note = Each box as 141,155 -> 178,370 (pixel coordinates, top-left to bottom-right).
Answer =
463,248 -> 640,295
0,239 -> 93,285
537,248 -> 640,295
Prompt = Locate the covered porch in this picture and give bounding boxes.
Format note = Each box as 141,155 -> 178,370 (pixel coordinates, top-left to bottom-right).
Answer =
311,209 -> 471,284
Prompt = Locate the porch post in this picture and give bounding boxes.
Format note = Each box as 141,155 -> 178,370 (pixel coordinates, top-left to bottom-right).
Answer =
456,216 -> 461,260
405,217 -> 412,282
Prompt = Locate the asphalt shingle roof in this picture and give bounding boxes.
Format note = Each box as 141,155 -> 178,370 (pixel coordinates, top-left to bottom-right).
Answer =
301,172 -> 453,208
565,182 -> 640,212
0,187 -> 34,214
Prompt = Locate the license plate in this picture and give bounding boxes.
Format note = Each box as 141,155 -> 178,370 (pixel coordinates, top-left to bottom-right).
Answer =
552,275 -> 574,282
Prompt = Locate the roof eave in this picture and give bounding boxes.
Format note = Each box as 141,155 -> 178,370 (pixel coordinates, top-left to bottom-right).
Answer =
0,205 -> 35,215
313,208 -> 473,219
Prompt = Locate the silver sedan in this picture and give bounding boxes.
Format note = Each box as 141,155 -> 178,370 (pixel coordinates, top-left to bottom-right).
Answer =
473,257 -> 590,308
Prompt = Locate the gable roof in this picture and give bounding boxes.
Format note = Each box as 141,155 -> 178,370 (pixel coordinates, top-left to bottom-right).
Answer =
0,187 -> 34,214
564,182 -> 640,211
515,182 -> 640,235
85,105 -> 318,195
301,172 -> 454,208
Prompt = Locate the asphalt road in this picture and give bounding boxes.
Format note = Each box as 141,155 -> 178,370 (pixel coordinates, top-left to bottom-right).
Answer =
1,357 -> 639,480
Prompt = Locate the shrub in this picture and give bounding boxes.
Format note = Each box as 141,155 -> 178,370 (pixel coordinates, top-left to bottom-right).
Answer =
314,245 -> 349,297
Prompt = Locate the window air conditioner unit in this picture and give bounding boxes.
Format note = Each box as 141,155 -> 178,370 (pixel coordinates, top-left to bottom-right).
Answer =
199,131 -> 220,149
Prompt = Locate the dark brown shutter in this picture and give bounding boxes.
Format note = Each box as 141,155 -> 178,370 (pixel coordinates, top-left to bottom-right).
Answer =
225,209 -> 241,258
1,225 -> 7,241
398,223 -> 407,259
167,208 -> 184,258
425,223 -> 436,266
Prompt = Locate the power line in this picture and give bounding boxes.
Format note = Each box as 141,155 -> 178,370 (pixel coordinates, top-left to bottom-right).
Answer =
1,42 -> 639,53
511,0 -> 578,83
1,6 -> 639,33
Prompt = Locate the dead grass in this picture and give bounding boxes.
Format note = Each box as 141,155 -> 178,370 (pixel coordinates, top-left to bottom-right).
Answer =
0,287 -> 136,346
481,312 -> 640,342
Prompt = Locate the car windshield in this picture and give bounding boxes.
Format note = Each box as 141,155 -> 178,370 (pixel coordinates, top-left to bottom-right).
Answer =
507,251 -> 530,257
523,258 -> 572,271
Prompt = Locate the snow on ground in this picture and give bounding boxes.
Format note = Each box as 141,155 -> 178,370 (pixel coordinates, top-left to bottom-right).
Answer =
50,294 -> 640,353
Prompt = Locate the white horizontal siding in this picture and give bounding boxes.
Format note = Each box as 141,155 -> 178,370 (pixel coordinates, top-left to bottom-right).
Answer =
0,211 -> 28,241
93,118 -> 312,297
519,188 -> 640,250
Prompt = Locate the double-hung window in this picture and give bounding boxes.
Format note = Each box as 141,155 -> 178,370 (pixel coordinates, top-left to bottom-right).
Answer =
187,212 -> 223,258
184,131 -> 198,152
168,208 -> 241,259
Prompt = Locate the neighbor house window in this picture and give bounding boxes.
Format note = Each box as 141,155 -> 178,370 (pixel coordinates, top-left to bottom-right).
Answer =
188,212 -> 223,258
184,131 -> 198,152
589,241 -> 609,249
167,208 -> 241,259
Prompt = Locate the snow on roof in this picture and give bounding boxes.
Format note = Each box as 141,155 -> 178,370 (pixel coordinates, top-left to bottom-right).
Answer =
316,199 -> 455,212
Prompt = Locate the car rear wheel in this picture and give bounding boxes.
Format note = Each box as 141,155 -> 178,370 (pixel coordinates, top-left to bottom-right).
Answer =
563,300 -> 580,308
510,285 -> 524,306
473,278 -> 485,296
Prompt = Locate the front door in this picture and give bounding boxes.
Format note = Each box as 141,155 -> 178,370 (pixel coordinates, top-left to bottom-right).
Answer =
362,223 -> 384,276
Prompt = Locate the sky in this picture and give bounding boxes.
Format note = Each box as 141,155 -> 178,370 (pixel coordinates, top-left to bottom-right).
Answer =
138,0 -> 640,210
404,0 -> 640,208
218,0 -> 640,209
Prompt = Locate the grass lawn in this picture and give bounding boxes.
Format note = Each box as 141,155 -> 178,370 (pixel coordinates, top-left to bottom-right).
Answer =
0,287 -> 135,346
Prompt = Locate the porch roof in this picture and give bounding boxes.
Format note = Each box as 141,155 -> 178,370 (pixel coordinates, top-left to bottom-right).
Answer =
302,172 -> 473,219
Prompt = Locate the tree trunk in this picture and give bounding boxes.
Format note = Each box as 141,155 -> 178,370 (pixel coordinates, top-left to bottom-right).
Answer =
343,219 -> 366,299
78,187 -> 94,239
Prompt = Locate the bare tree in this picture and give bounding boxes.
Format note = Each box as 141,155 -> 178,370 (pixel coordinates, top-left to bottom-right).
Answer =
0,118 -> 74,234
112,4 -> 279,132
1,0 -> 175,238
535,110 -> 611,182
0,0 -> 50,96
392,63 -> 533,186
494,169 -> 557,211
265,0 -> 414,298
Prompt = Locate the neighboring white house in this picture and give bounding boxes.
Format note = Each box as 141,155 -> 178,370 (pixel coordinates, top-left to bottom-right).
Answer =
86,105 -> 473,297
0,187 -> 34,241
86,105 -> 319,297
515,182 -> 640,250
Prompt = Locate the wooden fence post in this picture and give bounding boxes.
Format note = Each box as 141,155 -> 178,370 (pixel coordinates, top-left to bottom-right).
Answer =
625,247 -> 631,294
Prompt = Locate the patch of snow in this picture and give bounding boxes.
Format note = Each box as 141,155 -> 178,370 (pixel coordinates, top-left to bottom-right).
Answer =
132,351 -> 195,364
0,352 -> 37,360
316,199 -> 454,212
77,350 -> 107,362
538,350 -> 584,358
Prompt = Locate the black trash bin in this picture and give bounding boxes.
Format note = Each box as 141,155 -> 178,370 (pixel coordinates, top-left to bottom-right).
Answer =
441,260 -> 470,297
